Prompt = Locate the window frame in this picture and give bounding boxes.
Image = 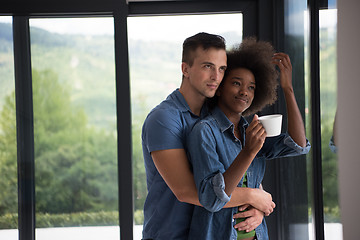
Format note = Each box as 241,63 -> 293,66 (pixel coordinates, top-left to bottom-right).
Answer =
1,0 -> 329,239
2,1 -> 260,240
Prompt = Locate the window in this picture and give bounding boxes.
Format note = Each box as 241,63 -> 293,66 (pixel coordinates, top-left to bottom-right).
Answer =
29,17 -> 119,240
319,8 -> 341,240
304,0 -> 340,239
0,16 -> 18,240
127,13 -> 243,237
1,0 -> 335,239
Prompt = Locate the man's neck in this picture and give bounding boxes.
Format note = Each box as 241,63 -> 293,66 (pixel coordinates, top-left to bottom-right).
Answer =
179,87 -> 205,116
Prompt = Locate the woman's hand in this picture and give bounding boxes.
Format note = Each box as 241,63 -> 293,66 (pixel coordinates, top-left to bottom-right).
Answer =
243,114 -> 267,157
273,52 -> 307,147
272,52 -> 293,92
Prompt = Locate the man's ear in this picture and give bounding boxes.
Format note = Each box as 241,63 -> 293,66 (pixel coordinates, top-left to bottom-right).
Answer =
181,62 -> 189,78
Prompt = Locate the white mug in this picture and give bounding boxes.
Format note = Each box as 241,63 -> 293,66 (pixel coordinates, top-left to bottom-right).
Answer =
258,114 -> 282,137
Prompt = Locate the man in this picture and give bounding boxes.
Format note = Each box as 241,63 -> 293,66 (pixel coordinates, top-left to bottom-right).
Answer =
141,33 -> 275,239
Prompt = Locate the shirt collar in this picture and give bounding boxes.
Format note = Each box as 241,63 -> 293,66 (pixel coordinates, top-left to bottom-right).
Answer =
170,89 -> 208,117
210,106 -> 249,133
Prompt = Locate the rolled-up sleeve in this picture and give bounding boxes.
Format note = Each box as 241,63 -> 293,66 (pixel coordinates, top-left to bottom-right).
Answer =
283,135 -> 311,155
211,172 -> 231,203
260,133 -> 311,159
187,121 -> 230,212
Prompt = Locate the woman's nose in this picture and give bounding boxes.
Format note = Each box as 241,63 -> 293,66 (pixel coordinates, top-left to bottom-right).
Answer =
239,87 -> 248,96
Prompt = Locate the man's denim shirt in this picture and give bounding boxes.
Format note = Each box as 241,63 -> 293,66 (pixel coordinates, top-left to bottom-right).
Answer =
187,106 -> 311,240
142,89 -> 209,240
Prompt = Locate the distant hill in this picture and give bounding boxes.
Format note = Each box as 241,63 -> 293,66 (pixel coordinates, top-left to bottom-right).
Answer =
3,22 -> 335,131
0,23 -> 15,104
0,22 -> 243,130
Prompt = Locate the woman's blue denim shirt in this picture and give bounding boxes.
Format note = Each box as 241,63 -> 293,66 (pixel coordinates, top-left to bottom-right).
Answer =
187,106 -> 311,240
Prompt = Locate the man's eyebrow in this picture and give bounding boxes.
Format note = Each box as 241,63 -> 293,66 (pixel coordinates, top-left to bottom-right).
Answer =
201,61 -> 215,65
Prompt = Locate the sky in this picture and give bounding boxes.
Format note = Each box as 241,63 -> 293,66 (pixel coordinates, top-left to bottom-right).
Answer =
0,13 -> 243,42
0,10 -> 336,40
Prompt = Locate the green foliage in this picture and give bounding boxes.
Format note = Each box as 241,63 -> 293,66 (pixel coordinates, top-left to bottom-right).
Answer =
32,70 -> 118,214
0,69 -> 118,222
132,101 -> 148,214
134,209 -> 144,225
0,213 -> 18,229
0,92 -> 17,214
304,26 -> 339,222
0,211 -> 119,229
0,21 -> 340,226
319,26 -> 339,221
323,206 -> 340,222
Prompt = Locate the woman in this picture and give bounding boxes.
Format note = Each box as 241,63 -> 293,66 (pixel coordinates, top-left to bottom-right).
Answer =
187,38 -> 311,240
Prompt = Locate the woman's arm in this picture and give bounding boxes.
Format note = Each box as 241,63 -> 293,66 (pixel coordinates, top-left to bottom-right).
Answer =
272,53 -> 307,147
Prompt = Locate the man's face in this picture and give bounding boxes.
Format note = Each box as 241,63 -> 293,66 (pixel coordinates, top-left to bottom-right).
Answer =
182,47 -> 227,98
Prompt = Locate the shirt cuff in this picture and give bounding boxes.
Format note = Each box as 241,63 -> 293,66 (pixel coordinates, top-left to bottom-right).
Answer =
284,135 -> 311,154
211,172 -> 231,203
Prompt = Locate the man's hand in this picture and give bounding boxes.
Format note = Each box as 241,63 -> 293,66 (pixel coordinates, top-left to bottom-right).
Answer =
233,206 -> 264,232
247,188 -> 275,216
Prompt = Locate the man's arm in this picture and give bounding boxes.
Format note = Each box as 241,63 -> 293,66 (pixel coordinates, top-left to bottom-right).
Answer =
151,148 -> 275,216
228,187 -> 274,216
151,148 -> 200,205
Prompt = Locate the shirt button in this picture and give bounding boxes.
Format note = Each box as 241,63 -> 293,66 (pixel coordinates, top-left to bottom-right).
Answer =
232,218 -> 234,222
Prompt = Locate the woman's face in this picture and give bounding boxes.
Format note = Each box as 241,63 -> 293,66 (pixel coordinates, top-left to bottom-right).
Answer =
217,67 -> 255,116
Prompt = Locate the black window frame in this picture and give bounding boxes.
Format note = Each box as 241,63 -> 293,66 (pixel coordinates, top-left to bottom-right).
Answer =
0,0 -> 327,239
2,1 -> 258,240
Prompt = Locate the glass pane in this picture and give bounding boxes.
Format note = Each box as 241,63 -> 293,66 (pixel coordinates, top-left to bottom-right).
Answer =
127,13 -> 243,238
0,16 -> 18,240
304,6 -> 313,240
29,17 -> 119,240
319,8 -> 342,240
304,3 -> 341,240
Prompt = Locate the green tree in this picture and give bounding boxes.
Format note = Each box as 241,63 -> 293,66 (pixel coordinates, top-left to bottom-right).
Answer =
0,92 -> 17,215
32,69 -> 118,214
0,69 -> 118,217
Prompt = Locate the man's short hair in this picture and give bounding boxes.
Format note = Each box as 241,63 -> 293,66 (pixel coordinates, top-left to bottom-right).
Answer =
182,32 -> 226,66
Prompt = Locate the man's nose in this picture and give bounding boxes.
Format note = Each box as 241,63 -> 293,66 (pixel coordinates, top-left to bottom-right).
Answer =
211,69 -> 222,81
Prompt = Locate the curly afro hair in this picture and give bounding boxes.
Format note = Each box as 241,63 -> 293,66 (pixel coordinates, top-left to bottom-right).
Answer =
227,37 -> 279,116
209,37 -> 279,116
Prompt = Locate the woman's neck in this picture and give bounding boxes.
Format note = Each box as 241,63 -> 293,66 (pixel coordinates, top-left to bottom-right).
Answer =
218,106 -> 243,139
220,107 -> 242,127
